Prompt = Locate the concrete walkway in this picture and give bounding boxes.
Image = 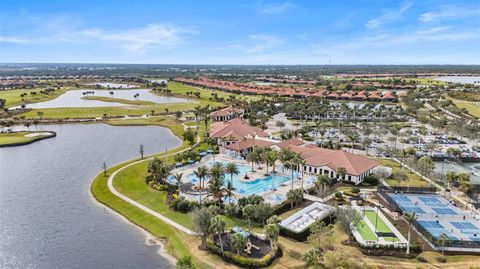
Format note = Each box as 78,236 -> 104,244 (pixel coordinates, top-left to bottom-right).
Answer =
106,135 -> 201,235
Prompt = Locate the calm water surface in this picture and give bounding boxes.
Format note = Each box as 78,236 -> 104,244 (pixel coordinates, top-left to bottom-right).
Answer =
0,123 -> 181,269
21,89 -> 192,109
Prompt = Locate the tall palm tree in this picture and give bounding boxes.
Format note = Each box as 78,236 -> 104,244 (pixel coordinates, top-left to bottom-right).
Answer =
202,105 -> 211,141
347,132 -> 359,153
225,162 -> 239,190
438,232 -> 450,259
210,216 -> 226,254
315,174 -> 331,198
299,158 -> 306,191
265,150 -> 278,174
288,153 -> 301,190
194,166 -> 209,205
336,167 -> 347,183
265,224 -> 279,249
404,212 -> 417,255
173,172 -> 183,192
278,148 -> 292,173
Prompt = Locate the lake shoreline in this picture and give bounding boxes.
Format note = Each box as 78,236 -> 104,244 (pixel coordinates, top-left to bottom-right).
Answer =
0,131 -> 56,147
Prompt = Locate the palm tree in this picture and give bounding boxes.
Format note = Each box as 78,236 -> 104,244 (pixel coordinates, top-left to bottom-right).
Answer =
265,150 -> 278,175
231,233 -> 247,255
347,132 -> 359,153
278,148 -> 292,173
173,173 -> 183,192
210,216 -> 226,254
265,224 -> 279,249
202,105 -> 211,141
287,153 -> 301,190
336,167 -> 347,183
225,162 -> 239,190
194,166 -> 209,205
208,163 -> 227,206
299,158 -> 306,191
315,174 -> 331,198
246,150 -> 258,172
242,204 -> 256,233
438,232 -> 450,260
404,212 -> 417,255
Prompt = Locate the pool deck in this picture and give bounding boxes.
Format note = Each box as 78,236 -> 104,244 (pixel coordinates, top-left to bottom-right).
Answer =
172,153 -> 317,204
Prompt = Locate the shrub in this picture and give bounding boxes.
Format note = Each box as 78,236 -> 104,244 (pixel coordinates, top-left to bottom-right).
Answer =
176,255 -> 196,269
334,192 -> 343,199
206,238 -> 280,268
225,203 -> 240,217
363,175 -> 379,186
176,200 -> 191,213
351,187 -> 360,194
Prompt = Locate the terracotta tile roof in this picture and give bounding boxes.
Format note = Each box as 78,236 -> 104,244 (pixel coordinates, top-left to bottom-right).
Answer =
210,107 -> 242,117
210,118 -> 268,139
224,138 -> 276,151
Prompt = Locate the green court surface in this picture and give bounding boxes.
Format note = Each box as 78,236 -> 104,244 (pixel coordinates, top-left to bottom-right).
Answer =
364,210 -> 398,242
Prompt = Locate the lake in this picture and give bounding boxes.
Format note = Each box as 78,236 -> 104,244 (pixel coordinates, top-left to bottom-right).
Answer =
83,82 -> 140,88
435,76 -> 480,85
20,89 -> 192,109
0,123 -> 182,269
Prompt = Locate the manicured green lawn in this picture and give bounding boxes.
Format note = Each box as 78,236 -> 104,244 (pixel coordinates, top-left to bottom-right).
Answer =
356,219 -> 377,241
380,159 -> 429,187
364,210 -> 397,242
82,96 -> 157,105
451,99 -> 480,118
0,131 -> 55,146
168,81 -> 265,102
0,87 -> 69,108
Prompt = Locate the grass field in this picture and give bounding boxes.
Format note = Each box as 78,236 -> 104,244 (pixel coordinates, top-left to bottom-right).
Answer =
1,87 -> 69,108
380,159 -> 430,187
449,99 -> 480,118
364,210 -> 397,242
168,81 -> 266,102
81,96 -> 157,106
0,131 -> 55,146
356,219 -> 377,241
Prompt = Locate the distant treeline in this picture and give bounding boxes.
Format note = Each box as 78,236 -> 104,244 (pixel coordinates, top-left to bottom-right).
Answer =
1,63 -> 479,77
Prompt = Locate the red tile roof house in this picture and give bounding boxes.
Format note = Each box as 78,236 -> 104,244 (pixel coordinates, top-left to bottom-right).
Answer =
210,118 -> 269,146
210,107 -> 244,122
381,91 -> 398,102
223,134 -> 379,185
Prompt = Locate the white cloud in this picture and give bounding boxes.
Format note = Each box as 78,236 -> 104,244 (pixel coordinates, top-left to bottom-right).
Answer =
366,1 -> 412,29
419,6 -> 480,22
227,34 -> 282,54
257,1 -> 292,14
0,22 -> 191,54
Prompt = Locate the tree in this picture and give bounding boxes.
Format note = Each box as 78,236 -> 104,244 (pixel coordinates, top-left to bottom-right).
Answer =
174,173 -> 183,191
24,122 -> 31,131
242,204 -> 256,233
193,166 -> 209,205
176,256 -> 195,269
225,162 -> 239,190
183,129 -> 196,145
265,224 -> 279,249
191,207 -> 212,249
37,111 -> 44,119
393,170 -> 408,186
278,148 -> 292,173
139,144 -> 144,159
265,150 -> 278,175
303,248 -> 321,267
0,98 -> 5,109
287,153 -> 301,190
404,212 -> 417,255
299,158 -> 306,191
175,110 -> 183,120
231,233 -> 247,255
246,150 -> 259,172
286,189 -> 303,209
446,171 -> 458,188
418,156 -> 434,177
438,232 -> 450,260
336,167 -> 347,182
102,162 -> 107,176
255,202 -> 273,226
308,220 -> 334,250
336,207 -> 362,243
210,216 -> 226,254
315,174 -> 331,198
147,158 -> 171,184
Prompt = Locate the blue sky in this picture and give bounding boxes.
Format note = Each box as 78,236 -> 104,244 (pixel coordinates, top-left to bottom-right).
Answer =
0,0 -> 479,64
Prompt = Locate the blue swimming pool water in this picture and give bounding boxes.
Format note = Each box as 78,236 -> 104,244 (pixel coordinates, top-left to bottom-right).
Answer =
186,161 -> 292,196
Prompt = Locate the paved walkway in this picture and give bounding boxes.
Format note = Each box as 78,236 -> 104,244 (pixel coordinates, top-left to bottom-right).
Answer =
106,135 -> 201,235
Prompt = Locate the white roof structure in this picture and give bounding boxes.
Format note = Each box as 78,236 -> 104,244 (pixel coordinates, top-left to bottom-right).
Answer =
279,202 -> 335,233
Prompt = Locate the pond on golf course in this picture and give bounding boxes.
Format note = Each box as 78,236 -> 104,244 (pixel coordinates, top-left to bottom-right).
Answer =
0,123 -> 182,268
19,89 -> 192,109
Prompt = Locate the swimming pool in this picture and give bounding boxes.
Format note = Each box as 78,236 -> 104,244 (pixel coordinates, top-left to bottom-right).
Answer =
186,162 -> 292,196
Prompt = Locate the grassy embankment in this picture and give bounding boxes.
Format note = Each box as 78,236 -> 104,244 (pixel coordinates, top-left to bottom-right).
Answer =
81,96 -> 157,106
379,159 -> 430,187
445,95 -> 480,118
90,116 -> 214,268
0,131 -> 56,147
1,87 -> 69,108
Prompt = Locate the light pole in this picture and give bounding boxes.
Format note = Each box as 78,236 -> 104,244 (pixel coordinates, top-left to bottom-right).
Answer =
375,206 -> 379,244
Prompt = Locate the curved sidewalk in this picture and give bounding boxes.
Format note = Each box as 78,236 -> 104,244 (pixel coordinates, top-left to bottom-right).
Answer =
106,135 -> 200,235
